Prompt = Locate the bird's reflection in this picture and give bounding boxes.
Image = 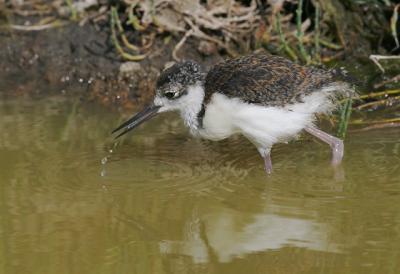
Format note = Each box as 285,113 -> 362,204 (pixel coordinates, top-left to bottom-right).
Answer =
160,205 -> 340,263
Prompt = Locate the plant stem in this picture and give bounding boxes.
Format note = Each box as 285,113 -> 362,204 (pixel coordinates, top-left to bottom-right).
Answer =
314,2 -> 321,64
337,98 -> 352,139
110,7 -> 146,61
65,0 -> 77,21
275,12 -> 298,61
357,89 -> 400,100
296,0 -> 310,63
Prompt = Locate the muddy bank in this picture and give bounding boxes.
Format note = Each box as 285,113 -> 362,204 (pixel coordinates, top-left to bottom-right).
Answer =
2,0 -> 400,112
0,22 -> 221,110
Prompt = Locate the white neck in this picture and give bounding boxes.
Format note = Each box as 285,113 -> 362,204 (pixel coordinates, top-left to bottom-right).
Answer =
178,84 -> 205,135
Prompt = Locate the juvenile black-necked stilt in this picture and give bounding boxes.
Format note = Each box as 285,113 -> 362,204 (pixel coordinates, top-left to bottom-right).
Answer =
112,54 -> 354,174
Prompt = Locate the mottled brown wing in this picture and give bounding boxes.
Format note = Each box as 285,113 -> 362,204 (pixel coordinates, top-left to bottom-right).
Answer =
204,54 -> 334,106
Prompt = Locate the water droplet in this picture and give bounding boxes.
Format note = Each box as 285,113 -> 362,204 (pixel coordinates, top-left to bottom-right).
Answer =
109,149 -> 113,153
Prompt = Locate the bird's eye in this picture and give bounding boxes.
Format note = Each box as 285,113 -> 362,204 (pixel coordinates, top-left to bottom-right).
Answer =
164,92 -> 175,99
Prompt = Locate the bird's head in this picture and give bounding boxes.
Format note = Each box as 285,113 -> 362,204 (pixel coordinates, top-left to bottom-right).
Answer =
154,60 -> 204,112
112,60 -> 204,138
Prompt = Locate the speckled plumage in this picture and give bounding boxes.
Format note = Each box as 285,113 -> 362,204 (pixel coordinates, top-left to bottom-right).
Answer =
204,54 -> 347,107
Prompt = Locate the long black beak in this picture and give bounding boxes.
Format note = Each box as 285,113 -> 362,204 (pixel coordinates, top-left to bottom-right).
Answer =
112,104 -> 161,139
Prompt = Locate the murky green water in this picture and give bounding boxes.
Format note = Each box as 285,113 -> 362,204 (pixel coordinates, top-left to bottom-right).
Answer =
0,97 -> 399,274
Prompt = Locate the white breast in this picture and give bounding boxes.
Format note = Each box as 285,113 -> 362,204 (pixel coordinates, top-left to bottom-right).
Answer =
200,91 -> 335,148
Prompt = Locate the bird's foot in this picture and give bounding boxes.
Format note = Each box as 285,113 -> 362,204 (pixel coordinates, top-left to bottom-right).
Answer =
330,139 -> 344,166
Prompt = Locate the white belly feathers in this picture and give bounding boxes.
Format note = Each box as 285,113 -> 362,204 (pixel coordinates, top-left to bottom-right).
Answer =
199,91 -> 333,148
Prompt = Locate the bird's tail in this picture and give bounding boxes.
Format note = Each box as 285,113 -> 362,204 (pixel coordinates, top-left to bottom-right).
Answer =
330,67 -> 361,86
327,67 -> 359,100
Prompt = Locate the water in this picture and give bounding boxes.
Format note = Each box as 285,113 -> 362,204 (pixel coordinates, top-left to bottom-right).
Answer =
0,97 -> 399,274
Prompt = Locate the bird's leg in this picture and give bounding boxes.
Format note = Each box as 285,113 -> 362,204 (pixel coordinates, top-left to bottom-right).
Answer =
258,147 -> 273,174
305,126 -> 344,166
263,153 -> 273,174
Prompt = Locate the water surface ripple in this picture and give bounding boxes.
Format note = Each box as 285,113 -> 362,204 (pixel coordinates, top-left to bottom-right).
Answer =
0,98 -> 400,274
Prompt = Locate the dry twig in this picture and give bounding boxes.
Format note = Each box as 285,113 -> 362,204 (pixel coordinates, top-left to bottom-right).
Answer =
370,55 -> 400,73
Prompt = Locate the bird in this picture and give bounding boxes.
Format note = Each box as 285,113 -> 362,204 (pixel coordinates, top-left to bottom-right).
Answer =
112,54 -> 354,174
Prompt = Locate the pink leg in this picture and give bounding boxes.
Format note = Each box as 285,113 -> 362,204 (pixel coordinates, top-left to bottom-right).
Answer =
305,126 -> 344,166
258,148 -> 273,174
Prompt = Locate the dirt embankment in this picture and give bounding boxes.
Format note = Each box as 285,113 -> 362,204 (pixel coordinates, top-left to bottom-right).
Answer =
0,23 -> 221,110
1,0 -> 399,117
